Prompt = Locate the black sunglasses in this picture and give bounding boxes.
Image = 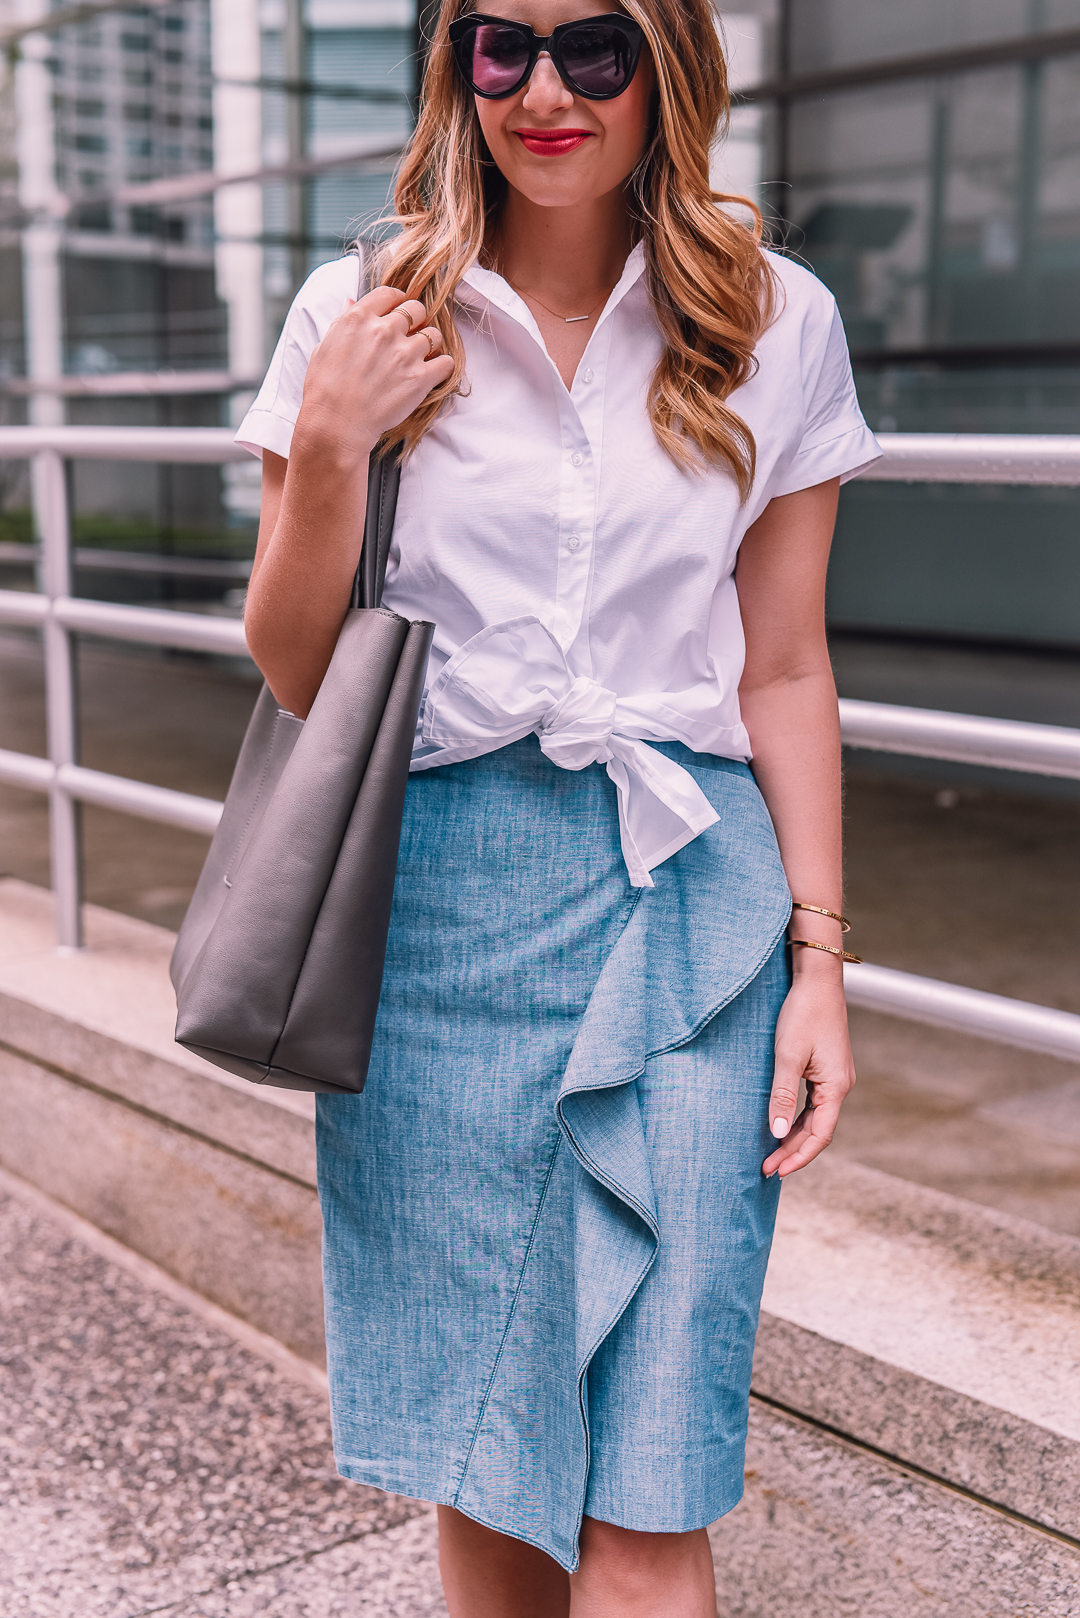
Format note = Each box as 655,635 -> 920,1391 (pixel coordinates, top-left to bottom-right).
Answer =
448,12 -> 645,101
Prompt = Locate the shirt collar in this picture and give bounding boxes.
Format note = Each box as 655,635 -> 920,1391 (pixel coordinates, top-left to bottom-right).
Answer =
457,240 -> 646,333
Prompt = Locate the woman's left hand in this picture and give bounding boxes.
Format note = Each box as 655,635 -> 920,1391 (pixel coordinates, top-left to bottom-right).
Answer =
761,965 -> 856,1178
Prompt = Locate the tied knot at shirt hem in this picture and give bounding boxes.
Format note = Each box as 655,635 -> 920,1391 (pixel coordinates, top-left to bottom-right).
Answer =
422,617 -> 720,889
537,675 -> 617,770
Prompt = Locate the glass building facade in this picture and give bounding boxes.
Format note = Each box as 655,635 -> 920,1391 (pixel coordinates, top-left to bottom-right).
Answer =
711,1 -> 1080,646
0,0 -> 1077,643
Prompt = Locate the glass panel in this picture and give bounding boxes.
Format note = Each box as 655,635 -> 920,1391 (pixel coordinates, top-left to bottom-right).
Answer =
712,9 -> 780,212
715,0 -> 782,79
787,78 -> 940,350
786,53 -> 1080,358
785,48 -> 1080,647
788,0 -> 1080,75
0,459 -> 35,592
65,450 -> 255,617
829,483 -> 1080,644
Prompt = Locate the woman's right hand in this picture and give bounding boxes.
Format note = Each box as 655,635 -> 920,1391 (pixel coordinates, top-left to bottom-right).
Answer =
292,285 -> 455,469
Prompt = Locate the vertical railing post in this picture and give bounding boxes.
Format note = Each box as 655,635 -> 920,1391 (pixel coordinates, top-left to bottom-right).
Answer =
35,447 -> 83,949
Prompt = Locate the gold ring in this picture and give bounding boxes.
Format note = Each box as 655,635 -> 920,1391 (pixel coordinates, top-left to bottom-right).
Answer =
423,328 -> 438,355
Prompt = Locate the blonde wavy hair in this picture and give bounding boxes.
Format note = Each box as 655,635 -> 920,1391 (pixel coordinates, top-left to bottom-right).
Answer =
372,0 -> 776,497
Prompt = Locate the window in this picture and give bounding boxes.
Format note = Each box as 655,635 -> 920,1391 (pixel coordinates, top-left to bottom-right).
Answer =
738,0 -> 1080,646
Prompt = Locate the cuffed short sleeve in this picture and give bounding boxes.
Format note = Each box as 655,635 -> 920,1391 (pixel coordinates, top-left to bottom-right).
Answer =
235,253 -> 362,460
768,278 -> 881,497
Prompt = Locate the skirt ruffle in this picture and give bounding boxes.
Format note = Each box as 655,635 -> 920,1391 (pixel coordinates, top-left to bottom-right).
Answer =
316,737 -> 791,1569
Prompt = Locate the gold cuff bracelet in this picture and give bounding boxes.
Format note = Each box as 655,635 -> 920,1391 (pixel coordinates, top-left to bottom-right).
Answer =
791,900 -> 850,933
789,938 -> 863,964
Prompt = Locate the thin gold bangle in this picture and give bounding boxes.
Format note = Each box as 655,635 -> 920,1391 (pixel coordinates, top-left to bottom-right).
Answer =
789,938 -> 863,964
791,901 -> 851,933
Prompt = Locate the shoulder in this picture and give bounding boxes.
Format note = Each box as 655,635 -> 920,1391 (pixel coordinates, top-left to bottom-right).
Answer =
285,254 -> 364,342
755,249 -> 854,404
760,250 -> 841,341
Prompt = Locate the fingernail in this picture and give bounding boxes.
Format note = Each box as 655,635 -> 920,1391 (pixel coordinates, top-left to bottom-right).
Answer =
771,1117 -> 789,1138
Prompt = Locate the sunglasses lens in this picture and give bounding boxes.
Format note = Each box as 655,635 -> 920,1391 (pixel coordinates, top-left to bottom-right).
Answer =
468,24 -> 532,94
560,23 -> 635,96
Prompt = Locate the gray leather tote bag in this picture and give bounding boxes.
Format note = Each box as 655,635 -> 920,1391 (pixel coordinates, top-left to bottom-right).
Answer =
170,450 -> 433,1094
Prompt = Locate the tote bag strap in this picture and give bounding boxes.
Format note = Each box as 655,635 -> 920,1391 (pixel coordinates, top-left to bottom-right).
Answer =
349,242 -> 403,611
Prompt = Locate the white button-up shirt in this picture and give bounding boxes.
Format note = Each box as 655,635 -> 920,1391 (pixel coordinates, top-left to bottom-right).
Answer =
238,244 -> 879,886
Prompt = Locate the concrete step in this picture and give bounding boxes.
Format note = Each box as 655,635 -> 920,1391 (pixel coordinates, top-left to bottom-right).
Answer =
2,876 -> 1078,1614
711,1155 -> 1080,1615
759,1154 -> 1080,1534
0,878 -> 323,1362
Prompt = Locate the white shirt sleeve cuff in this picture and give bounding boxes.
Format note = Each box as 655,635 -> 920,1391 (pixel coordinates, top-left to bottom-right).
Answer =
234,409 -> 297,461
771,421 -> 882,498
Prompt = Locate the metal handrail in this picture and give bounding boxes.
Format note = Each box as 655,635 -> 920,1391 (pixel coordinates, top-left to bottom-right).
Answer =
861,432 -> 1080,484
0,426 -> 248,462
4,424 -> 1080,477
4,589 -> 1078,776
0,542 -> 253,580
0,589 -> 249,653
843,964 -> 1080,1065
838,699 -> 1080,779
0,425 -> 1077,1063
0,749 -> 222,836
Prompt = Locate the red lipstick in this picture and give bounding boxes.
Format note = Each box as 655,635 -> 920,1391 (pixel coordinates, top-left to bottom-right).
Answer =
515,128 -> 593,156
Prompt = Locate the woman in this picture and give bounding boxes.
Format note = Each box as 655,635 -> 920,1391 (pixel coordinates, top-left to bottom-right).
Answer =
239,0 -> 878,1609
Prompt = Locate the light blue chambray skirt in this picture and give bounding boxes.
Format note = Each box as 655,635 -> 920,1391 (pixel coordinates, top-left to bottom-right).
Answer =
316,735 -> 792,1571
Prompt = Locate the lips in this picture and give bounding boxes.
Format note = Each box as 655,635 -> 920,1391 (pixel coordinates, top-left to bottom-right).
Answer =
515,129 -> 594,156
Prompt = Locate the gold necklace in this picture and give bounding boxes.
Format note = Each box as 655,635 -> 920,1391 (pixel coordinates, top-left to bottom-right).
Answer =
507,279 -> 611,324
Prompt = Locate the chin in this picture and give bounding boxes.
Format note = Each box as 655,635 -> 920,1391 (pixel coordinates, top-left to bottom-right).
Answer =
498,161 -> 603,211
520,184 -> 595,210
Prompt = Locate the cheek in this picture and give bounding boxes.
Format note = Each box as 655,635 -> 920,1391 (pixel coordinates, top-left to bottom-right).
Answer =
596,60 -> 655,171
595,93 -> 652,175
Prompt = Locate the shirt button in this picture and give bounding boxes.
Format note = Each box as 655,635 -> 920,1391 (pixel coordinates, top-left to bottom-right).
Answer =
582,368 -> 594,383
567,534 -> 581,551
571,451 -> 584,467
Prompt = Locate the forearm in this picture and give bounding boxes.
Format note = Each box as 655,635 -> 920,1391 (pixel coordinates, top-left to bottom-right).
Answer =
740,658 -> 847,971
244,424 -> 371,716
734,478 -> 855,1173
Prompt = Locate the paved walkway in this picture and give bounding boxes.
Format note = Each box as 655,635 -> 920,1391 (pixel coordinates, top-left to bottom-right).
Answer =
0,1182 -> 449,1618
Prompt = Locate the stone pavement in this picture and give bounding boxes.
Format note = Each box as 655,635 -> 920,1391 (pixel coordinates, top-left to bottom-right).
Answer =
0,1182 -> 449,1618
5,1169 -> 1080,1618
